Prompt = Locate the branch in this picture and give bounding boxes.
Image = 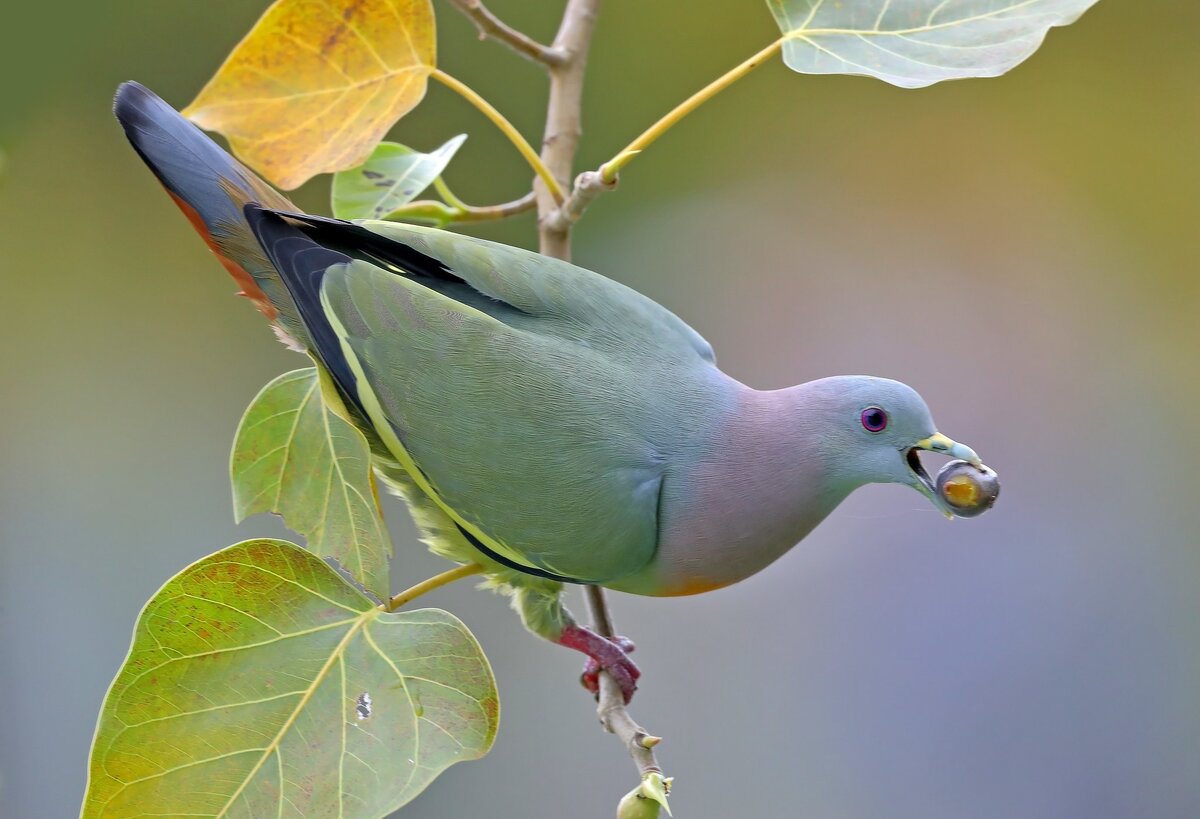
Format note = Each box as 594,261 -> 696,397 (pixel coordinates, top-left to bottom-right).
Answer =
532,1 -> 671,810
384,191 -> 536,225
585,586 -> 664,776
446,0 -> 565,66
542,170 -> 616,233
443,189 -> 538,222
534,0 -> 600,259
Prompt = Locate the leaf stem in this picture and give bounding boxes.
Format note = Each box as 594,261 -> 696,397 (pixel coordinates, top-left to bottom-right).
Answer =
384,563 -> 483,612
598,38 -> 783,183
432,176 -> 471,211
431,69 -> 566,203
446,0 -> 565,66
384,191 -> 536,226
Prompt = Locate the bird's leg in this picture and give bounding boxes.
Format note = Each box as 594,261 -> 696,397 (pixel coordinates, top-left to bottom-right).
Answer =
508,581 -> 641,702
556,625 -> 640,703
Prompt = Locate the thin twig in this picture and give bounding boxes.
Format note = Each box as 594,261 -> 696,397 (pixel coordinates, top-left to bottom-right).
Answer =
585,586 -> 664,778
385,191 -> 536,225
451,190 -> 537,221
446,0 -> 565,66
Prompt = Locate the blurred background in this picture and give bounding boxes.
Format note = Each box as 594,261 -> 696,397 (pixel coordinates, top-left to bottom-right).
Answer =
2,2 -> 1198,817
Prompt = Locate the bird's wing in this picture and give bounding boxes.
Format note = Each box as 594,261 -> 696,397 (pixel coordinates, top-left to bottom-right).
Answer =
357,216 -> 716,366
249,208 -> 678,583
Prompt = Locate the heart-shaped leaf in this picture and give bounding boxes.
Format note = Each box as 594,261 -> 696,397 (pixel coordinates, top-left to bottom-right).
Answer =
232,367 -> 391,598
767,0 -> 1099,88
332,135 -> 467,220
83,539 -> 498,818
184,0 -> 436,189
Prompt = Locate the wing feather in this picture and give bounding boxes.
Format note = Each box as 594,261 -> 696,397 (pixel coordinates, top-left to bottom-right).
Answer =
320,261 -> 665,583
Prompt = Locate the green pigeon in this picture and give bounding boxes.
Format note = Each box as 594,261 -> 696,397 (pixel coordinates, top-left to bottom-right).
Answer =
114,82 -> 987,703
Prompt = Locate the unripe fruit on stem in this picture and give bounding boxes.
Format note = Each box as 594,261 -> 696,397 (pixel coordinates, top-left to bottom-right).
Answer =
617,773 -> 672,818
617,788 -> 662,819
936,460 -> 1000,518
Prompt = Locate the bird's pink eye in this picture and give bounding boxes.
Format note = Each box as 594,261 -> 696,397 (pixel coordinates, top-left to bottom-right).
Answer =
861,407 -> 888,433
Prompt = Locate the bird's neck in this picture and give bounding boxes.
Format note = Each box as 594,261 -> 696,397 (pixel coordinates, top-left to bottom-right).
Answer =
727,382 -> 860,535
636,382 -> 856,597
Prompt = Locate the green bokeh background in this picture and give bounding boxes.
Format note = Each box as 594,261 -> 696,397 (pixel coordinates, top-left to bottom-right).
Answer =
2,2 -> 1198,817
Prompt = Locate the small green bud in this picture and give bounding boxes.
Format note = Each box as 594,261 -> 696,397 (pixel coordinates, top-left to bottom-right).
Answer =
616,773 -> 672,818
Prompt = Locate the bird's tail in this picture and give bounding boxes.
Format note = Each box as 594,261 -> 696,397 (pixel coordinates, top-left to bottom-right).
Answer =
113,81 -> 309,348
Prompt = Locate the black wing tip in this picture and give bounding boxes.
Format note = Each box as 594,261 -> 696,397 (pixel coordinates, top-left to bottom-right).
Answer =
112,81 -> 194,154
114,80 -> 207,141
113,81 -> 162,126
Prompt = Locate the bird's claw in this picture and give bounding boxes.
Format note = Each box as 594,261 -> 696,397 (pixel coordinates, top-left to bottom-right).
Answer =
580,635 -> 637,700
556,625 -> 640,704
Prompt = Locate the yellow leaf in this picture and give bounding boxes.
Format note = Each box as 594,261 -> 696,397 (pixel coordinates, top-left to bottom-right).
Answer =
184,0 -> 436,189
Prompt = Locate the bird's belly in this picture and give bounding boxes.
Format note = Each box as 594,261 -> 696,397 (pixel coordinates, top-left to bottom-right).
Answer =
619,506 -> 832,597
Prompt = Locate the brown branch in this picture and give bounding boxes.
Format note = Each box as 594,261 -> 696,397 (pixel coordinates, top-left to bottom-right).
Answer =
585,586 -> 664,777
531,0 -> 669,807
534,0 -> 600,260
542,169 -> 616,233
446,0 -> 565,66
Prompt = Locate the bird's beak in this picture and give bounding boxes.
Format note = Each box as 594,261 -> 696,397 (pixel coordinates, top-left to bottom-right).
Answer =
913,432 -> 981,466
904,433 -> 982,519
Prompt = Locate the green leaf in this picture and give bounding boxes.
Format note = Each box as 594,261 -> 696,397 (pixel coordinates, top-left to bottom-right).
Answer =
83,539 -> 498,818
767,0 -> 1099,88
231,367 -> 390,598
331,136 -> 467,221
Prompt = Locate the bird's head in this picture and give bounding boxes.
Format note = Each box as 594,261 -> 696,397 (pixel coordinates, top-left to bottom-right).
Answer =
807,375 -> 983,517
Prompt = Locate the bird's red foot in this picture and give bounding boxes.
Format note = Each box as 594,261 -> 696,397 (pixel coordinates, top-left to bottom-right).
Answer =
580,635 -> 636,696
556,625 -> 640,703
